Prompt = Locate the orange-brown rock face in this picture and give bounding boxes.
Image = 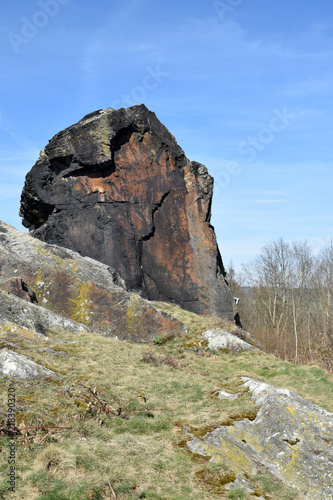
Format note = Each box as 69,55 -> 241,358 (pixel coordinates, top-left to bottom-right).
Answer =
20,105 -> 233,319
0,221 -> 186,343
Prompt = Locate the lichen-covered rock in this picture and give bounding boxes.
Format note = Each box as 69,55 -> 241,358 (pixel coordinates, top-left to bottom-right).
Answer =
214,389 -> 241,401
0,290 -> 90,337
0,221 -> 186,342
202,328 -> 255,352
187,377 -> 333,499
19,105 -> 234,319
0,349 -> 58,379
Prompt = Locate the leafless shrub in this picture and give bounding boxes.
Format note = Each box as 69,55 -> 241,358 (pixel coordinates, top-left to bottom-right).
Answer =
228,239 -> 333,370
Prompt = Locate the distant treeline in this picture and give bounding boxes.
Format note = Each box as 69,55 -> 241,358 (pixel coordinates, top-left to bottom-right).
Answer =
227,238 -> 333,370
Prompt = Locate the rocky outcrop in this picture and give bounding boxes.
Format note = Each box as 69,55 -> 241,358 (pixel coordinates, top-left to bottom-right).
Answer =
20,105 -> 233,319
0,349 -> 59,379
0,289 -> 90,337
187,377 -> 333,499
0,221 -> 186,343
202,328 -> 255,352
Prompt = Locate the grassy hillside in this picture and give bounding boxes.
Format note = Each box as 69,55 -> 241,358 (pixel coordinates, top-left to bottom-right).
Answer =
1,303 -> 333,499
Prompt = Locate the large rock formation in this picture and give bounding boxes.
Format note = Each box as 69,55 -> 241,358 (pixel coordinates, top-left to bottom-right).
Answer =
0,221 -> 185,343
20,105 -> 233,319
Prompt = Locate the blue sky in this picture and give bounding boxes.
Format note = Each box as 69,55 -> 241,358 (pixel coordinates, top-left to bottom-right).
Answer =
1,0 -> 333,271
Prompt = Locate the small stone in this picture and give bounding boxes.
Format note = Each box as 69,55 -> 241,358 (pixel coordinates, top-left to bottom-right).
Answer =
36,348 -> 68,357
215,390 -> 241,401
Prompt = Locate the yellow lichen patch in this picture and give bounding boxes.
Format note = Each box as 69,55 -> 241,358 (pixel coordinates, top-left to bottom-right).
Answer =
287,406 -> 295,418
32,267 -> 47,303
31,241 -> 64,267
184,339 -> 209,350
126,293 -> 143,335
68,281 -> 92,325
1,322 -> 40,340
90,119 -> 111,159
190,436 -> 256,476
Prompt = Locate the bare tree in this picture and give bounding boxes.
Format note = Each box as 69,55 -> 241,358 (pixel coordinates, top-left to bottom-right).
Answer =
313,241 -> 333,344
289,241 -> 313,360
242,239 -> 292,338
232,238 -> 333,368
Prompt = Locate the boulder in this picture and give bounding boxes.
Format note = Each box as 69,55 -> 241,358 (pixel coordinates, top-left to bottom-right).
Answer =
0,221 -> 186,343
20,105 -> 234,319
202,328 -> 255,352
0,349 -> 59,379
187,377 -> 333,499
0,289 -> 90,337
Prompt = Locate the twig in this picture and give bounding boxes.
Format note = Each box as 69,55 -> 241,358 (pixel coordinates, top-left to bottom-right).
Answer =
108,481 -> 117,499
38,432 -> 50,445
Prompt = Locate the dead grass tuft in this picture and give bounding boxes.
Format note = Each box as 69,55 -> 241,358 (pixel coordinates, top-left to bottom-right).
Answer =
194,465 -> 237,494
34,443 -> 77,473
140,351 -> 185,369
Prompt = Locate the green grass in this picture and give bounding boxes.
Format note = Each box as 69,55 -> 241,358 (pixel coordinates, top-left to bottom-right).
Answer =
1,304 -> 333,498
227,488 -> 246,499
253,474 -> 299,499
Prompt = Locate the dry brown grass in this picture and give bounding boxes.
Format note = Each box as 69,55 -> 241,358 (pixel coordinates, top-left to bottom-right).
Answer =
151,301 -> 240,335
1,306 -> 332,499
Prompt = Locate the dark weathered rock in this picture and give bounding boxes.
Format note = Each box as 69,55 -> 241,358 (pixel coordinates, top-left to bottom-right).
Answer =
20,105 -> 233,319
0,221 -> 186,343
1,278 -> 38,303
